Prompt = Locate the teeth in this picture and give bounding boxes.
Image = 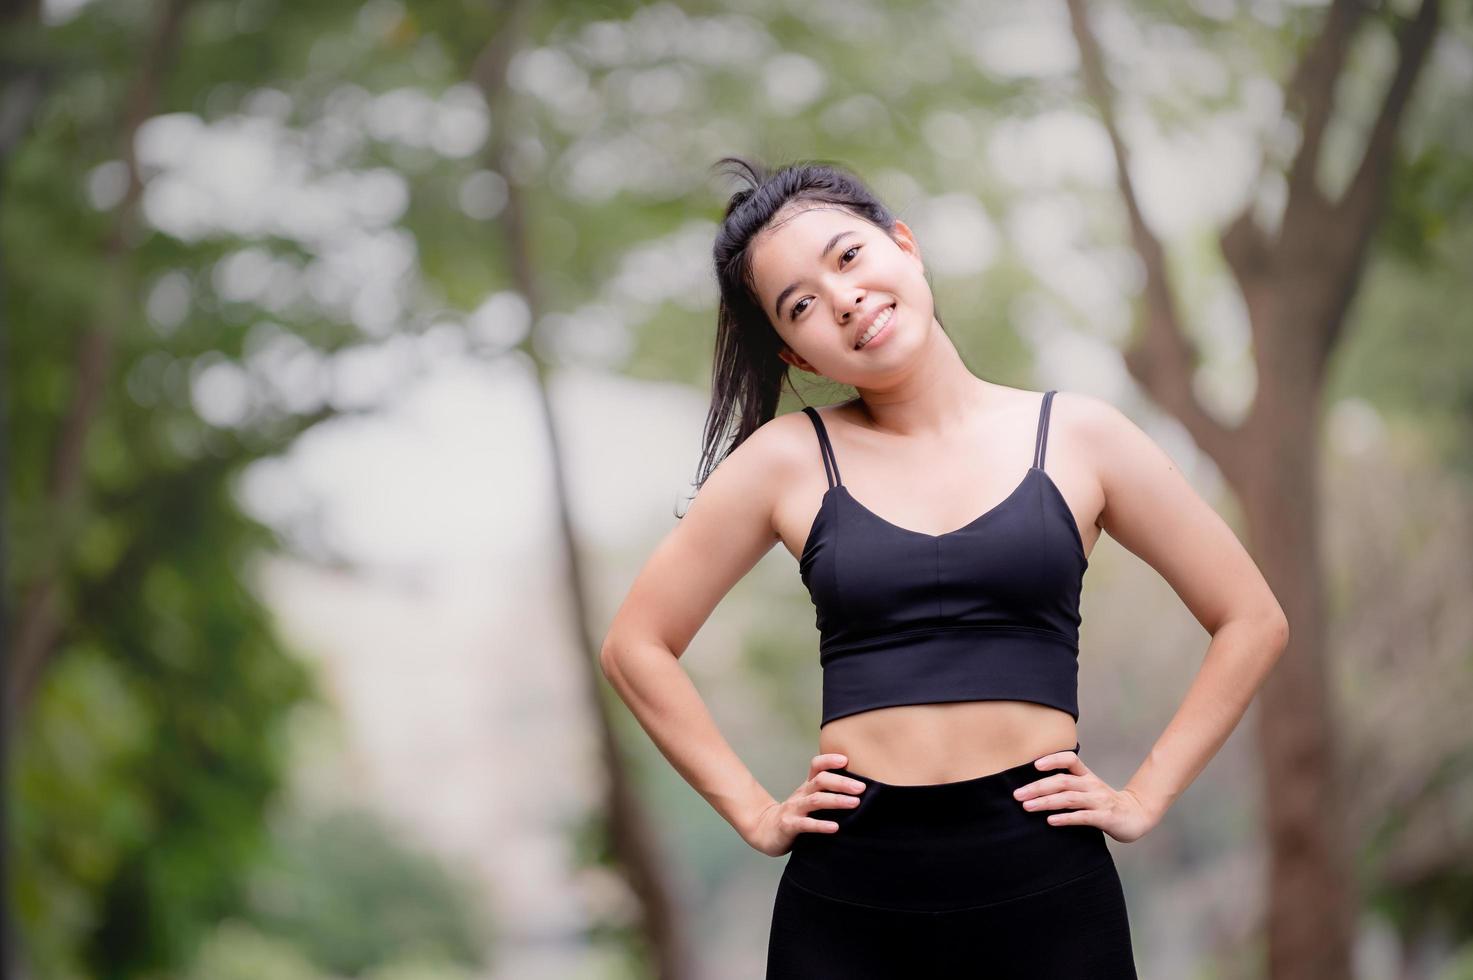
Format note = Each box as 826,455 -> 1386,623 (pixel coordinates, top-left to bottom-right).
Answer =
856,306 -> 893,348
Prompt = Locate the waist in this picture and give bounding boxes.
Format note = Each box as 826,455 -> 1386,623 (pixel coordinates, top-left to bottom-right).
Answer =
785,740 -> 1112,912
820,740 -> 1082,818
819,701 -> 1077,784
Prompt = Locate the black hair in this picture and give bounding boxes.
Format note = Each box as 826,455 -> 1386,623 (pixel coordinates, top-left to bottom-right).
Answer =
685,155 -> 944,505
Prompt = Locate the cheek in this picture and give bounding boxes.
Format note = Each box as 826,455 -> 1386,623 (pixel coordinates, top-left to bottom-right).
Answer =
901,263 -> 929,295
898,276 -> 932,317
768,323 -> 815,362
787,334 -> 852,371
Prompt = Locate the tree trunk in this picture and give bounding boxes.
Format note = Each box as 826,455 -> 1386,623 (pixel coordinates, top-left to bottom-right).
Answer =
2,2 -> 192,977
469,5 -> 690,977
5,0 -> 193,731
1065,0 -> 1441,975
1239,388 -> 1357,975
0,13 -> 51,977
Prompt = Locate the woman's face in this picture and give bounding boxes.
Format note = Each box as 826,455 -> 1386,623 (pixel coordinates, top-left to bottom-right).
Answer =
747,204 -> 932,383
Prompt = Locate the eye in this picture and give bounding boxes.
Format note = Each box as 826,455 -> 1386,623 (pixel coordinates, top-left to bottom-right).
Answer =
789,245 -> 861,321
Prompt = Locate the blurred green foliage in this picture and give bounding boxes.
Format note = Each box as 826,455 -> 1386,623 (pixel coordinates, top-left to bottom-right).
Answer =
232,808 -> 486,977
5,0 -> 1472,977
4,0 -> 494,976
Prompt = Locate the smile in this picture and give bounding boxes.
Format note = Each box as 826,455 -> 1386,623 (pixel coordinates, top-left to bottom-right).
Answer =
856,306 -> 895,350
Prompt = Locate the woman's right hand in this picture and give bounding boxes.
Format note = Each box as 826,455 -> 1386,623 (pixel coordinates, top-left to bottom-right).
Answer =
744,754 -> 868,857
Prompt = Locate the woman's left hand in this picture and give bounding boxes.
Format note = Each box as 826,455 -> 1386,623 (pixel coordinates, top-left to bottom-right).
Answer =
1012,749 -> 1158,844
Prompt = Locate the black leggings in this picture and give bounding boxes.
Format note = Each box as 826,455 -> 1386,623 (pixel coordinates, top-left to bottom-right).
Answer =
766,742 -> 1138,978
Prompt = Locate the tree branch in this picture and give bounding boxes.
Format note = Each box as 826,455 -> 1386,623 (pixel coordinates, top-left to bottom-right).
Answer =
1321,0 -> 1441,353
1064,0 -> 1239,469
7,0 -> 193,723
1219,200 -> 1271,295
1283,0 -> 1367,211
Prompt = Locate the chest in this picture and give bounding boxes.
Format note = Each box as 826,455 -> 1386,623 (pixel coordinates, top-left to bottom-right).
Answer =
798,468 -> 1088,626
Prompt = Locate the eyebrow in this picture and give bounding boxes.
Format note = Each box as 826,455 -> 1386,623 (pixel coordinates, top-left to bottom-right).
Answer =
772,230 -> 859,320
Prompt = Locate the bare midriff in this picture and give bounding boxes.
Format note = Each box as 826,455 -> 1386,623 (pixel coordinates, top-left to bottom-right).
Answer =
817,699 -> 1078,785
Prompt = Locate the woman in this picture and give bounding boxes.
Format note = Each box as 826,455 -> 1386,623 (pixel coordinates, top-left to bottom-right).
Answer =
599,157 -> 1289,978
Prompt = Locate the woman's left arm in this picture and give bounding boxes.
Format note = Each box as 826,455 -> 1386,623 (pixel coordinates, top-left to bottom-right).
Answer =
1014,394 -> 1290,841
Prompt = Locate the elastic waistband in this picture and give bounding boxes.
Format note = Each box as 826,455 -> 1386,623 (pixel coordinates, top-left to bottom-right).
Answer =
837,741 -> 1081,791
785,741 -> 1109,912
822,741 -> 1081,828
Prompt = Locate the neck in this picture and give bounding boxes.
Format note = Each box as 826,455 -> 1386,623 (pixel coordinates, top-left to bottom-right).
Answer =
850,320 -> 1008,436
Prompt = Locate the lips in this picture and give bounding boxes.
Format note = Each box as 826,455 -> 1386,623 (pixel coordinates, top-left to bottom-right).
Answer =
853,303 -> 896,349
860,308 -> 889,353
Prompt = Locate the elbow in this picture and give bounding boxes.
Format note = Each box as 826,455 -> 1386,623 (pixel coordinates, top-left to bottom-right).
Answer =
1216,606 -> 1289,651
599,635 -> 622,679
600,634 -> 680,681
599,632 -> 652,679
1266,609 -> 1290,654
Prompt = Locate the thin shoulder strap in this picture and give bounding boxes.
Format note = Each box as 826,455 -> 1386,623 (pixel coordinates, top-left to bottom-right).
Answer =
801,406 -> 843,489
1033,389 -> 1057,471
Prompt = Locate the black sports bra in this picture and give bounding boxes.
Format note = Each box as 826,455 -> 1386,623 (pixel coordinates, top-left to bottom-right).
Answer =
798,390 -> 1088,728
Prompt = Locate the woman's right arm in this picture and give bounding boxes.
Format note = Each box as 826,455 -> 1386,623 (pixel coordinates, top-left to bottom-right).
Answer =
599,414 -> 861,853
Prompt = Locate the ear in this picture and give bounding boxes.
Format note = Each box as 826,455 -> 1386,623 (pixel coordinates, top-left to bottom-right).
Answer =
778,345 -> 818,374
891,218 -> 922,264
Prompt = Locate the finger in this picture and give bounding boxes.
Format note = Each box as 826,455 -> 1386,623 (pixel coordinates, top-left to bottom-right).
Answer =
784,806 -> 842,833
817,771 -> 868,795
1021,791 -> 1087,812
807,791 -> 863,811
810,754 -> 848,777
1013,774 -> 1082,801
1035,750 -> 1084,772
1045,810 -> 1090,826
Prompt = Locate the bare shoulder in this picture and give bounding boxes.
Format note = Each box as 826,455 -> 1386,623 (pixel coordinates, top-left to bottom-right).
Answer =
1049,389 -> 1124,444
1051,388 -> 1288,633
600,407 -> 821,660
1047,390 -> 1164,509
1054,391 -> 1171,473
706,406 -> 817,498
